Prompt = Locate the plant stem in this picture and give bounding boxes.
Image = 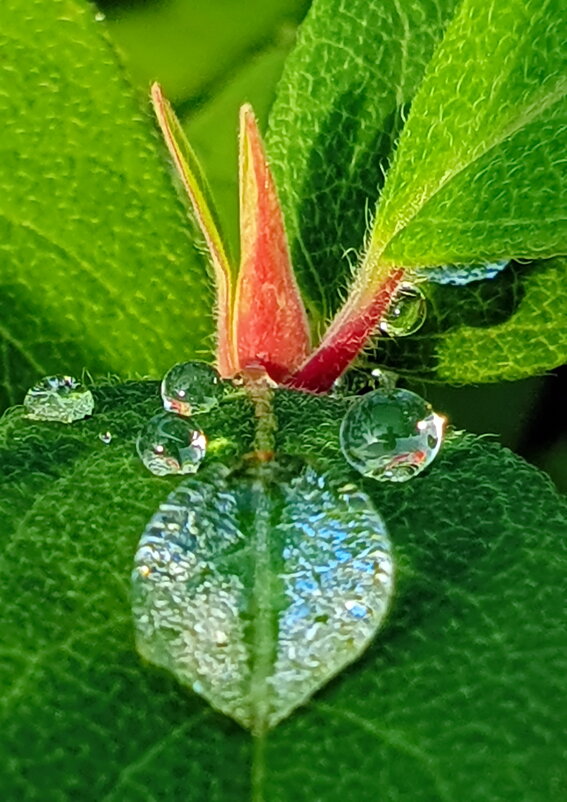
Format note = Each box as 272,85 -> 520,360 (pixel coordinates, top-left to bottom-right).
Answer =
251,731 -> 267,802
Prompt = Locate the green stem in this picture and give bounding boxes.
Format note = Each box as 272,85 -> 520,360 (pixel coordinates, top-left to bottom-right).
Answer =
251,731 -> 267,802
247,378 -> 276,459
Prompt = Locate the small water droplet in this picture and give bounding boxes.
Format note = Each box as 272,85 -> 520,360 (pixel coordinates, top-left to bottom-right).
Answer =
380,283 -> 426,337
340,388 -> 445,482
23,375 -> 94,423
94,11 -> 106,22
99,431 -> 112,444
414,260 -> 509,286
161,361 -> 224,416
332,367 -> 398,398
137,412 -> 207,476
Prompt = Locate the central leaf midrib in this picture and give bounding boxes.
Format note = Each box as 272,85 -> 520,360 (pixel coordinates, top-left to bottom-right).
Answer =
249,476 -> 276,737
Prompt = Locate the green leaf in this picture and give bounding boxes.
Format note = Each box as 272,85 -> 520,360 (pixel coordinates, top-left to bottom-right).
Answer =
266,0 -> 459,323
106,0 -> 310,104
372,0 -> 567,267
373,256 -> 567,383
0,0 -> 215,410
267,0 -> 566,383
1,381 -> 566,800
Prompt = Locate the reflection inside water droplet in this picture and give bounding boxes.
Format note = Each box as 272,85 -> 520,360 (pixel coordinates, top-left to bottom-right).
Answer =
161,361 -> 224,416
340,388 -> 445,482
136,411 -> 207,475
23,375 -> 94,423
414,260 -> 510,286
380,283 -> 427,337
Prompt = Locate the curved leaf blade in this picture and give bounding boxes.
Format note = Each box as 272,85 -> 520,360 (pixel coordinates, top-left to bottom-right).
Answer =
0,0 -> 215,408
370,0 -> 567,266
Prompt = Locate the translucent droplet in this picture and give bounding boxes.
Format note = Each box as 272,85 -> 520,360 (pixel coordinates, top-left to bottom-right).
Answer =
380,283 -> 426,337
340,388 -> 445,482
94,11 -> 106,22
136,412 -> 207,476
161,361 -> 224,416
99,431 -> 112,444
132,461 -> 393,732
332,367 -> 398,398
23,375 -> 94,423
414,260 -> 509,286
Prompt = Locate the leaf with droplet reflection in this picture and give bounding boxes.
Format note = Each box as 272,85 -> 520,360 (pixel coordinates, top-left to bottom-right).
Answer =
133,459 -> 392,732
1,381 -> 566,800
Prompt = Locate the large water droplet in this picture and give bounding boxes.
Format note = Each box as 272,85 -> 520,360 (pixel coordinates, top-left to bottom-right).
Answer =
380,283 -> 426,337
23,375 -> 94,423
340,388 -> 445,482
136,412 -> 207,476
132,461 -> 393,732
161,361 -> 224,416
414,260 -> 509,286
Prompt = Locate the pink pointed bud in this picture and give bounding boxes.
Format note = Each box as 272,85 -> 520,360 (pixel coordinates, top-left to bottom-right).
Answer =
234,105 -> 311,381
289,269 -> 405,393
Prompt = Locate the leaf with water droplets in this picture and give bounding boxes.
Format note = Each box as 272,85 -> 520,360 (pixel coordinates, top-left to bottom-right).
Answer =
132,459 -> 393,732
1,381 -> 567,799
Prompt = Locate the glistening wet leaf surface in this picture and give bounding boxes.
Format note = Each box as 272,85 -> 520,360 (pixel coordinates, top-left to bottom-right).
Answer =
133,459 -> 393,732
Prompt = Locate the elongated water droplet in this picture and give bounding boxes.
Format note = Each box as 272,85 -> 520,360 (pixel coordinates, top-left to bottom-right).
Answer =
340,388 -> 445,482
23,375 -> 94,423
414,260 -> 509,286
161,361 -> 224,416
132,461 -> 393,731
136,412 -> 207,476
380,283 -> 426,337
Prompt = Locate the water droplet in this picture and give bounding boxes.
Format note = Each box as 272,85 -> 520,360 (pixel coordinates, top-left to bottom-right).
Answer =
23,375 -> 94,423
340,388 -> 445,482
136,412 -> 207,476
94,11 -> 106,22
132,461 -> 393,731
332,367 -> 398,397
414,260 -> 509,286
380,283 -> 427,337
161,361 -> 224,416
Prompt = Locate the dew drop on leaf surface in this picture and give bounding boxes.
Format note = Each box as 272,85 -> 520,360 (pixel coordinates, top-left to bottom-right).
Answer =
23,375 -> 94,423
136,411 -> 207,476
379,283 -> 427,337
131,460 -> 393,732
340,388 -> 445,482
99,430 -> 112,445
161,361 -> 225,416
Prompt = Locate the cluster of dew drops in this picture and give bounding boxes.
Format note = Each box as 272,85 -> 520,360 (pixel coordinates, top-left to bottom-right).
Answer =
20,261 -> 511,479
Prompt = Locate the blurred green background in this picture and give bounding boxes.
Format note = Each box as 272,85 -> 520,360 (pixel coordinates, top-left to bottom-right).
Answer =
95,0 -> 566,489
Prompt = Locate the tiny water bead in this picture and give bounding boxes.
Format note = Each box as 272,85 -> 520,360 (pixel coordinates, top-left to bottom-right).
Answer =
161,361 -> 224,416
340,388 -> 445,482
132,460 -> 393,731
414,260 -> 510,286
23,375 -> 94,423
136,412 -> 207,476
379,283 -> 427,337
99,431 -> 112,445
